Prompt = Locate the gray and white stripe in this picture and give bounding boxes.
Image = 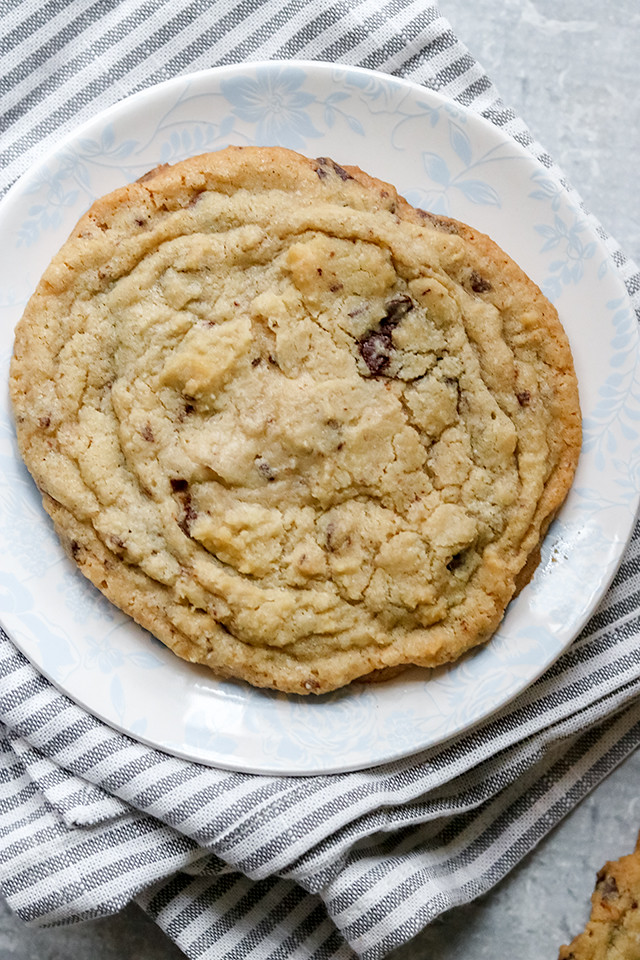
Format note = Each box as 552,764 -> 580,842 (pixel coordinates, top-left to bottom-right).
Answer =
1,1 -> 640,958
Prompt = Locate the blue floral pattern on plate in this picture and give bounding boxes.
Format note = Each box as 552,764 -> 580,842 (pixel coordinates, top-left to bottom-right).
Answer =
0,61 -> 638,775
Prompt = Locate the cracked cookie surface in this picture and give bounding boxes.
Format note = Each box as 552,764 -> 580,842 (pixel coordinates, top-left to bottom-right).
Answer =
10,145 -> 581,694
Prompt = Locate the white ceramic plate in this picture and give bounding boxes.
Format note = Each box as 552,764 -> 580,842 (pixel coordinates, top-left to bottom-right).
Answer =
1,61 -> 639,775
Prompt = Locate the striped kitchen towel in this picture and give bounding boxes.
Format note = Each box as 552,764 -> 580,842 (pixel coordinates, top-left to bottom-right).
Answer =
1,2 -> 640,959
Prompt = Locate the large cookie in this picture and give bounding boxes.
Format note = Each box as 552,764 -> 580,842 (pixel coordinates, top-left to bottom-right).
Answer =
10,145 -> 581,695
559,834 -> 640,959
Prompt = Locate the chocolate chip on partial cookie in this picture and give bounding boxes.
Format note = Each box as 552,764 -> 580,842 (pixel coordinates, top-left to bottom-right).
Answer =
315,157 -> 353,181
417,208 -> 459,234
382,294 -> 414,325
256,458 -> 276,482
359,328 -> 394,375
170,478 -> 189,492
178,493 -> 196,536
469,271 -> 492,293
596,872 -> 619,901
357,296 -> 414,375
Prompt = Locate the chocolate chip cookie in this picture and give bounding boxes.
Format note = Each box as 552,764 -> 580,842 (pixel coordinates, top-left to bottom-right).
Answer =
10,146 -> 581,694
559,834 -> 640,959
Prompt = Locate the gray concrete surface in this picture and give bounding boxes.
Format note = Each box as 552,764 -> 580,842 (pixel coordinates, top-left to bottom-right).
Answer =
444,0 -> 640,259
1,1 -> 639,956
